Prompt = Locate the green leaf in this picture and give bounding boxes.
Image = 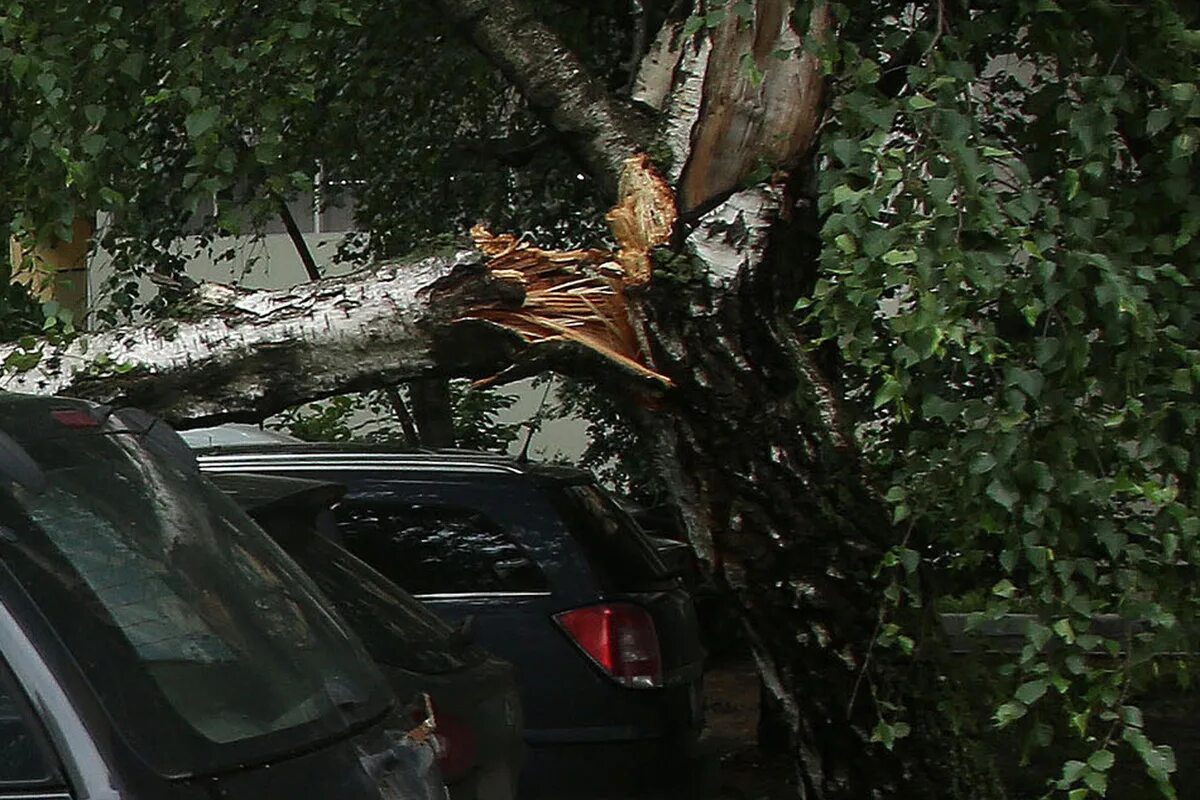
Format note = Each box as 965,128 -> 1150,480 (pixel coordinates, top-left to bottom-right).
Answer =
1006,366 -> 1044,399
1083,769 -> 1107,793
1015,679 -> 1048,705
986,479 -> 1020,511
1053,618 -> 1075,644
873,376 -> 903,409
185,107 -> 220,139
993,701 -> 1026,727
992,578 -> 1016,598
82,133 -> 108,156
1063,169 -> 1080,201
907,94 -> 936,111
882,249 -> 918,265
1062,760 -> 1088,783
1147,108 -> 1173,136
831,184 -> 863,207
35,71 -> 56,96
1120,705 -> 1144,729
970,452 -> 997,474
10,53 -> 30,81
922,394 -> 960,422
870,720 -> 897,749
1087,750 -> 1114,772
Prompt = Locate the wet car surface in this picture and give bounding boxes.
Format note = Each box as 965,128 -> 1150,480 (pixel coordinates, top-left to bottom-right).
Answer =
212,471 -> 524,800
194,443 -> 706,799
0,395 -> 445,800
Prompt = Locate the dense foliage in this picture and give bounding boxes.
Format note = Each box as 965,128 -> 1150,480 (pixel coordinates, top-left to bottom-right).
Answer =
270,381 -> 522,451
809,1 -> 1200,795
0,0 -> 631,321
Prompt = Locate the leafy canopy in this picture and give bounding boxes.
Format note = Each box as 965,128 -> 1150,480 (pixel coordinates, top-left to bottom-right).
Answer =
811,1 -> 1199,795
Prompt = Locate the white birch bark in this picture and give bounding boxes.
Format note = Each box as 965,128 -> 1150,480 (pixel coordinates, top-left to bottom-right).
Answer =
0,251 -> 494,424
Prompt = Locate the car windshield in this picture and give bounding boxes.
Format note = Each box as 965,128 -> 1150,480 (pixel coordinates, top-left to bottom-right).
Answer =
0,428 -> 390,778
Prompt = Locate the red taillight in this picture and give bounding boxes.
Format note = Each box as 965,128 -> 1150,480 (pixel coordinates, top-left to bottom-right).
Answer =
50,409 -> 99,428
555,603 -> 663,688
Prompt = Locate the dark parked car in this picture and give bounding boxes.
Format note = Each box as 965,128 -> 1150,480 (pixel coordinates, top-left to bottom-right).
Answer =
211,471 -> 524,800
0,395 -> 445,800
193,443 -> 707,799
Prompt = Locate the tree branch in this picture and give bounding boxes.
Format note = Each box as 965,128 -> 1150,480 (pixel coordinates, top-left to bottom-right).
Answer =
0,250 -> 524,425
429,0 -> 650,197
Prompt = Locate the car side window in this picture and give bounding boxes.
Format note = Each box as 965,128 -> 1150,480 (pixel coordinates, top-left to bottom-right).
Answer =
336,503 -> 547,595
0,670 -> 60,786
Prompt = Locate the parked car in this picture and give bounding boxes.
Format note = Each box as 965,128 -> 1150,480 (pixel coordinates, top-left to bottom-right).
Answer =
0,395 -> 445,799
211,471 -> 524,800
193,442 -> 707,799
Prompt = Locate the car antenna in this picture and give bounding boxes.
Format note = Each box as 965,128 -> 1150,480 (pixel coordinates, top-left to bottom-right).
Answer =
516,377 -> 554,464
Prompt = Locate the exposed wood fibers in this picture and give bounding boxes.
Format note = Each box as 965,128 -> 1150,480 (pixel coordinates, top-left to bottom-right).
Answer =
461,154 -> 676,387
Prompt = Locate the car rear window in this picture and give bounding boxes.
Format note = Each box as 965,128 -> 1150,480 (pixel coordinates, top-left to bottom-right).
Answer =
336,502 -> 548,596
0,428 -> 390,778
264,518 -> 482,675
548,483 -> 671,590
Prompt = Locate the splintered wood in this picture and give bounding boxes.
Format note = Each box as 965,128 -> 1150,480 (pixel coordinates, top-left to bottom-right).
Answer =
462,154 -> 676,387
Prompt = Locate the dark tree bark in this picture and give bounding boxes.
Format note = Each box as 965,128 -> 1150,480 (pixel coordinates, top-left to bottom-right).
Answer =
383,385 -> 423,447
429,0 -> 652,196
407,377 -> 457,448
632,186 -> 908,796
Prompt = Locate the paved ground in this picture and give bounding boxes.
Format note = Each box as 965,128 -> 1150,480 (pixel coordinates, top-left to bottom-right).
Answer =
698,660 -> 792,799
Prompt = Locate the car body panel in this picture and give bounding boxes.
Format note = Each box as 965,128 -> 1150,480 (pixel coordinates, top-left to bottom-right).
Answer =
0,395 -> 445,800
209,471 -> 523,800
195,443 -> 706,798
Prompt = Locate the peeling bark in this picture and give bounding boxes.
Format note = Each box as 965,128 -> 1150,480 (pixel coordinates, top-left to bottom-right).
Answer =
679,1 -> 831,212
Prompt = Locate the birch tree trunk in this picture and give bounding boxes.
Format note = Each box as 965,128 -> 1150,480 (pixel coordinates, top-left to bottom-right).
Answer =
0,2 -> 1001,796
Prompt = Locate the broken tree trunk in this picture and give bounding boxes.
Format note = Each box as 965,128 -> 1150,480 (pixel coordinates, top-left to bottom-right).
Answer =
0,251 -> 507,424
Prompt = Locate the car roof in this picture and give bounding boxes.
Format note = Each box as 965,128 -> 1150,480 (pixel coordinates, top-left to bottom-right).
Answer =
178,423 -> 302,448
208,472 -> 347,514
193,441 -> 593,483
